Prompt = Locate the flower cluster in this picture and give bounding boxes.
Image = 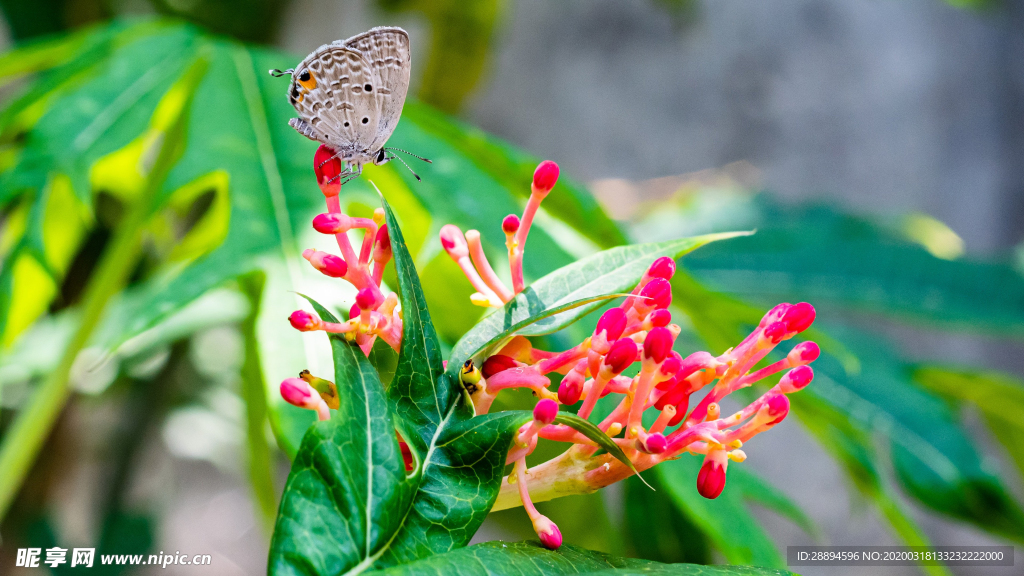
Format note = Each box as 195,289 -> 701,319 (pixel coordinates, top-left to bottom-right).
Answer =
278,145 -> 403,420
278,150 -> 820,551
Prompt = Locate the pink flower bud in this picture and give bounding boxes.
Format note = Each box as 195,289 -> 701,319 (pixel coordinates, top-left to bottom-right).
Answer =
659,351 -> 682,376
643,327 -> 673,363
312,213 -> 352,234
642,433 -> 668,454
355,287 -> 376,310
533,515 -> 562,550
603,338 -> 638,374
697,455 -> 727,499
314,145 -> 342,194
303,249 -> 348,278
439,224 -> 469,258
764,393 -> 791,424
374,225 -> 392,260
779,365 -> 814,393
782,302 -> 816,333
760,302 -> 792,327
533,399 -> 559,424
788,341 -> 820,365
763,321 -> 787,344
349,303 -> 361,321
289,310 -> 318,331
482,355 -> 517,378
532,160 -> 560,193
648,256 -> 676,280
280,377 -> 313,407
558,373 -> 584,405
647,309 -> 672,328
502,214 -> 521,235
595,308 -> 627,341
639,278 -> 672,310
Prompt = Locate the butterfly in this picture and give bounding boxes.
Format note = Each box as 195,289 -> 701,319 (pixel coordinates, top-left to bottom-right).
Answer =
270,26 -> 429,186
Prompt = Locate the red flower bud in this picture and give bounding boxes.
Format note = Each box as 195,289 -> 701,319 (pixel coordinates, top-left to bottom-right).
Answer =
289,310 -> 318,331
763,321 -> 787,344
643,327 -> 674,363
280,377 -> 314,407
639,278 -> 672,309
697,456 -> 727,499
374,225 -> 392,260
779,365 -> 814,393
647,309 -> 672,328
321,254 -> 348,277
535,517 -> 562,550
502,214 -> 521,235
642,432 -> 667,454
532,160 -> 560,193
595,308 -> 627,341
782,302 -> 816,333
439,224 -> 468,258
482,355 -> 517,378
764,393 -> 790,424
788,341 -> 820,365
648,256 -> 676,280
349,303 -> 361,321
314,145 -> 343,193
312,212 -> 351,234
603,338 -> 638,374
558,373 -> 583,405
533,399 -> 559,424
356,288 -> 376,311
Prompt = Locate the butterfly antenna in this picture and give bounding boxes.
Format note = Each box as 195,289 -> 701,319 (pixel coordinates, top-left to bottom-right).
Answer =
269,68 -> 294,77
385,147 -> 432,164
388,153 -> 422,181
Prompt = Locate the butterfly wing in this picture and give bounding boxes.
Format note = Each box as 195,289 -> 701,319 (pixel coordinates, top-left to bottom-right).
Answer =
290,44 -> 381,156
344,26 -> 411,151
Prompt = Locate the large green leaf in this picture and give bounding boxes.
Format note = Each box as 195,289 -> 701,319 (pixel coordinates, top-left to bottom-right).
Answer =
362,541 -> 797,576
633,192 -> 1024,337
446,232 -> 749,376
0,19 -> 619,460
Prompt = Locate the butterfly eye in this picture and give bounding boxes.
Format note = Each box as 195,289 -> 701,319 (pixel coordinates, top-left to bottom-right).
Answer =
297,70 -> 316,90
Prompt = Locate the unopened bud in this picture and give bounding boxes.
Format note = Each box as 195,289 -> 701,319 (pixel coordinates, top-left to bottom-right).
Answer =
289,310 -> 319,331
778,365 -> 814,393
643,327 -> 674,363
312,212 -> 352,234
533,399 -> 559,424
647,256 -> 676,280
595,308 -> 627,341
646,309 -> 672,328
788,341 -> 820,365
782,302 -> 816,333
355,287 -> 376,311
558,371 -> 584,405
439,224 -> 469,258
697,454 -> 727,499
532,160 -> 560,194
764,393 -> 791,424
502,214 -> 521,235
373,225 -> 392,261
280,377 -> 314,408
482,355 -> 518,379
639,278 -> 672,310
603,338 -> 638,374
314,145 -> 343,195
762,321 -> 787,344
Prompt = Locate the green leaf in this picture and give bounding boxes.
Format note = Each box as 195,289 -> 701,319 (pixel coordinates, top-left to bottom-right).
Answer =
447,233 -> 748,375
913,367 -> 1024,487
446,293 -> 620,379
362,541 -> 797,576
552,413 -> 645,486
270,204 -> 536,574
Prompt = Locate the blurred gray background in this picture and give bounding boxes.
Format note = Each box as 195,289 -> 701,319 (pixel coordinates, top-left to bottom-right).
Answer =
6,1 -> 1021,574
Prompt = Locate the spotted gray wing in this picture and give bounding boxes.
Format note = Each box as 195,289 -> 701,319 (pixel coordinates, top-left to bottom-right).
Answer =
344,26 -> 411,151
289,44 -> 381,156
